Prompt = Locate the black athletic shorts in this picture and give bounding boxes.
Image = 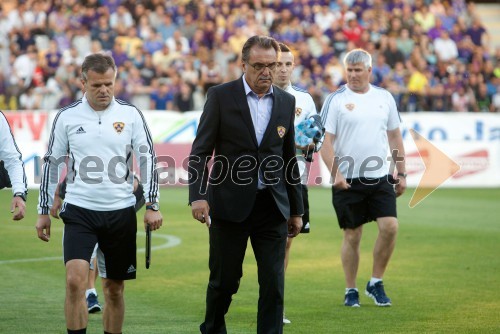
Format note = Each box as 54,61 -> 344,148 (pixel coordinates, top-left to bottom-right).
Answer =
332,175 -> 397,229
300,184 -> 310,233
59,202 -> 137,280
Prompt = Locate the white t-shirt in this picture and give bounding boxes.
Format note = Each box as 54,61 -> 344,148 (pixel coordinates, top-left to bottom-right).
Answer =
284,83 -> 317,184
321,84 -> 401,179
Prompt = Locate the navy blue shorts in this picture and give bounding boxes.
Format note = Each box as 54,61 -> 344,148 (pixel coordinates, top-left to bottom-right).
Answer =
332,175 -> 397,229
60,203 -> 137,280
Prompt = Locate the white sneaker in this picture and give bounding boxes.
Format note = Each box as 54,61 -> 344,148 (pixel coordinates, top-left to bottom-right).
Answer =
283,312 -> 291,324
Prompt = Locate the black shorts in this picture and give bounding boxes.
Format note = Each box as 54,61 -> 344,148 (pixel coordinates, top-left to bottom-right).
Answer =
332,176 -> 397,230
300,184 -> 310,233
59,203 -> 137,280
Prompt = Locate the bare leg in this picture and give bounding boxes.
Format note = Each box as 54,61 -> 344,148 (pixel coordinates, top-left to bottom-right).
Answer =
87,257 -> 98,290
65,259 -> 89,330
341,226 -> 363,288
372,217 -> 398,278
102,278 -> 125,333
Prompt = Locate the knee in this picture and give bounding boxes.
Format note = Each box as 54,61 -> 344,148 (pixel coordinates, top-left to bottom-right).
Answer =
344,228 -> 362,247
380,219 -> 398,238
103,280 -> 125,301
65,261 -> 88,294
210,277 -> 241,296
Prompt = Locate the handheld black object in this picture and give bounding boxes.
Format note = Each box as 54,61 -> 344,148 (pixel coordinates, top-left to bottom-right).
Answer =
145,225 -> 151,269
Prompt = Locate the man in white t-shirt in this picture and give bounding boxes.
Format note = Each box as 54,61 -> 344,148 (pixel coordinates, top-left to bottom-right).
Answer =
320,49 -> 406,308
274,42 -> 318,325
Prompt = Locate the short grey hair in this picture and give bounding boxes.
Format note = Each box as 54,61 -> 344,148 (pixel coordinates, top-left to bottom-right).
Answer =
343,49 -> 372,69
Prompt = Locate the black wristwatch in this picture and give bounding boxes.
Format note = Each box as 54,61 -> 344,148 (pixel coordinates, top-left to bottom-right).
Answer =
14,192 -> 27,202
397,172 -> 407,179
146,203 -> 159,211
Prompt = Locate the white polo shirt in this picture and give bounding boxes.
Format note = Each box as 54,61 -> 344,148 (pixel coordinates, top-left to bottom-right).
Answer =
321,84 -> 401,179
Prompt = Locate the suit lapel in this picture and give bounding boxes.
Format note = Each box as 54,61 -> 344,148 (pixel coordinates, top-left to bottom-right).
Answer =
261,87 -> 282,146
232,78 -> 258,148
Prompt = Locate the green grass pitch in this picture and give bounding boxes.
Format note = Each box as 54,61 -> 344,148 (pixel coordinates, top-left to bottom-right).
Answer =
0,187 -> 499,333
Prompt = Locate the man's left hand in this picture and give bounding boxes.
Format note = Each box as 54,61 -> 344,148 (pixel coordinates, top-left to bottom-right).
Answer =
395,176 -> 407,197
287,216 -> 303,238
11,196 -> 25,220
144,210 -> 163,231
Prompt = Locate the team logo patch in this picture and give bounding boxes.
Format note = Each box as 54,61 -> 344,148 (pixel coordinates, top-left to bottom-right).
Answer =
295,107 -> 302,116
277,126 -> 286,138
345,103 -> 355,111
113,122 -> 125,133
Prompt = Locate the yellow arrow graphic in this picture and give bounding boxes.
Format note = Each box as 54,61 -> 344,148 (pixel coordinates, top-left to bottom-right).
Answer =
409,129 -> 461,208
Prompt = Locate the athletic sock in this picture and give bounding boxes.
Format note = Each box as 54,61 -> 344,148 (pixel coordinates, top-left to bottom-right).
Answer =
369,277 -> 383,286
345,288 -> 358,294
67,329 -> 86,334
85,288 -> 97,298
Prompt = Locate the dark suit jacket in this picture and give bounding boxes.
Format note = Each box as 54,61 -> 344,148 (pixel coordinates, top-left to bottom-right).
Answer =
188,77 -> 303,222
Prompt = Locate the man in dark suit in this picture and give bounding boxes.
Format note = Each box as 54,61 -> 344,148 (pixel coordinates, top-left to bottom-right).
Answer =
189,35 -> 304,334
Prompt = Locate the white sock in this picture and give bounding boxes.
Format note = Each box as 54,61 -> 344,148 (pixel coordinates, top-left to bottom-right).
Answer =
345,288 -> 358,294
85,288 -> 97,298
369,277 -> 382,286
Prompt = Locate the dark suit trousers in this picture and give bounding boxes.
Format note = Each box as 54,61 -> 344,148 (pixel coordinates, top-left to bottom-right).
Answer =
200,189 -> 287,334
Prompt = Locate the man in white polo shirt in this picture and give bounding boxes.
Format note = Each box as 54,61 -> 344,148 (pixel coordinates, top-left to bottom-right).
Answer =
320,48 -> 406,308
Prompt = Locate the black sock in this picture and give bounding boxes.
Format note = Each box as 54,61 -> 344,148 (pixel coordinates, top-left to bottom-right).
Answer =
67,329 -> 86,334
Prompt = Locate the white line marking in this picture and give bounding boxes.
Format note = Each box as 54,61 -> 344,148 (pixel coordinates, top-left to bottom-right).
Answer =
0,233 -> 181,265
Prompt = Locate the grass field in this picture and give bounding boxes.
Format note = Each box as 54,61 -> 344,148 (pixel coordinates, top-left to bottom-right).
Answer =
0,187 -> 499,334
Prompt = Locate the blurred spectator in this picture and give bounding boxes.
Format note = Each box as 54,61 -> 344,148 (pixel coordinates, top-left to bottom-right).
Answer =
157,13 -> 178,41
451,84 -> 476,112
153,44 -> 181,77
109,5 -> 134,34
475,83 -> 492,112
384,37 -> 405,68
115,28 -> 143,59
396,28 -> 415,59
414,5 -> 436,32
200,58 -> 223,94
150,81 -> 174,111
466,17 -> 490,47
173,82 -> 194,112
434,30 -> 458,62
492,86 -> 500,112
91,15 -> 116,51
166,30 -> 190,55
19,85 -> 41,110
42,40 -> 62,78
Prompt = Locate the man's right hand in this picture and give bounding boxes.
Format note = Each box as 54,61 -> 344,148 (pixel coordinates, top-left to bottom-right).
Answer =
35,214 -> 51,242
191,200 -> 211,227
333,172 -> 351,190
50,195 -> 62,219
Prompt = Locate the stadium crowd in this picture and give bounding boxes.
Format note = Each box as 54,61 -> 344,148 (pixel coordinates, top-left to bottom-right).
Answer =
0,0 -> 499,113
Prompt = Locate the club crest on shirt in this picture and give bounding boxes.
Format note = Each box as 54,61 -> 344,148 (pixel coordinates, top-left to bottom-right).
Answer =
113,122 -> 125,133
295,107 -> 302,116
345,103 -> 355,111
277,126 -> 286,138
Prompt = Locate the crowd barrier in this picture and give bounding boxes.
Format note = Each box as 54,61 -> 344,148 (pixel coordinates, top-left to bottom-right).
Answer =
4,110 -> 500,189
